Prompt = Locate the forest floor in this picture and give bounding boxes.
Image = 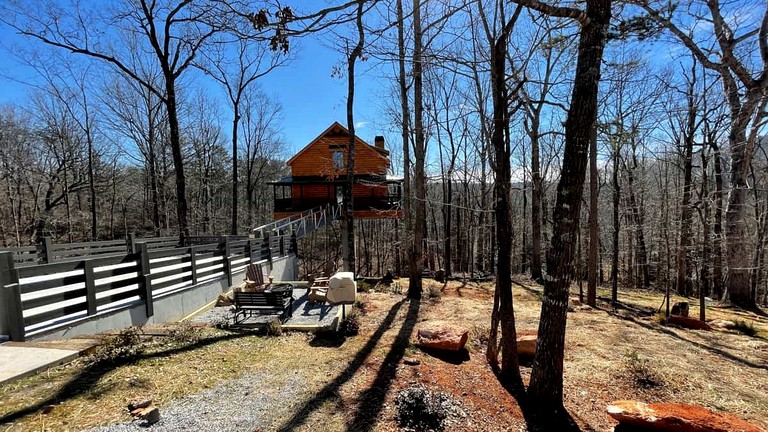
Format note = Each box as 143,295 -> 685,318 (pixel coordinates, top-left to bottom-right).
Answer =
0,277 -> 766,432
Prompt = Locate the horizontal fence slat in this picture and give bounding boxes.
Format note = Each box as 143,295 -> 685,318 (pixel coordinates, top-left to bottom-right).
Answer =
152,274 -> 193,292
17,261 -> 83,278
20,273 -> 85,294
22,287 -> 87,311
52,240 -> 126,250
94,264 -> 138,279
96,289 -> 140,307
24,302 -> 87,328
148,246 -> 193,259
96,275 -> 140,293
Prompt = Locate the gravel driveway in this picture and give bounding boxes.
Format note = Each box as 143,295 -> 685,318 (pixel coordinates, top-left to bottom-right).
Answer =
86,371 -> 307,432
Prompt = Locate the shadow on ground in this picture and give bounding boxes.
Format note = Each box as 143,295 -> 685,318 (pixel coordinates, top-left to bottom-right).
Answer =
0,329 -> 257,426
274,298 -> 421,432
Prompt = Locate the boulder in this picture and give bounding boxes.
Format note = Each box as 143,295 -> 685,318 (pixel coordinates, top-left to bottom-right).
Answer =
671,302 -> 690,317
416,321 -> 468,351
607,400 -> 763,432
516,334 -> 537,357
667,315 -> 712,331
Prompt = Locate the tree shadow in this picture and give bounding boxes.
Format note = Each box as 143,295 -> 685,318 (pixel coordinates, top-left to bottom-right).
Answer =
489,367 -> 584,432
345,299 -> 420,431
0,330 -> 254,425
597,305 -> 768,371
511,279 -> 543,300
419,347 -> 470,365
274,299 -> 409,432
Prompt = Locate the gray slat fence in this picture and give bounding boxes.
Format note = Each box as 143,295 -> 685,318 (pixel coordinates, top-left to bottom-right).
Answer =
0,233 -> 294,342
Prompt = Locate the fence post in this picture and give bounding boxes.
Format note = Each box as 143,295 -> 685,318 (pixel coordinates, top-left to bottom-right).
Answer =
263,232 -> 272,264
279,235 -> 285,257
190,245 -> 198,285
42,236 -> 54,263
290,233 -> 298,255
136,243 -> 154,317
246,239 -> 254,264
0,252 -> 25,341
127,232 -> 136,253
221,236 -> 233,287
84,260 -> 97,316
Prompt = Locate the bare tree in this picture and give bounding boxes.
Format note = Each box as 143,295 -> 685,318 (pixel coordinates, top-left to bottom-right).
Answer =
511,0 -> 612,426
4,0 -> 226,240
637,0 -> 768,309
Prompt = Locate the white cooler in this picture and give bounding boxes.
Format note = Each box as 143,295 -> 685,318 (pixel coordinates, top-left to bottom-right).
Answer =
326,271 -> 357,305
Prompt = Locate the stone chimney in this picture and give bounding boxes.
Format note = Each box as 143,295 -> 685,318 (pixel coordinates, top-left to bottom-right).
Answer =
374,135 -> 385,149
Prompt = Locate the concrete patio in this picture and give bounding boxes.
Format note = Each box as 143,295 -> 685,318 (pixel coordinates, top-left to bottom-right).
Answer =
189,287 -> 345,332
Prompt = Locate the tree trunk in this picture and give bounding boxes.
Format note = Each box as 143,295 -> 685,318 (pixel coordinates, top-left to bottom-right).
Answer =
527,0 -> 611,425
231,106 -> 240,235
408,0 -> 424,299
711,142 -> 724,299
343,0 -> 364,275
587,123 -> 598,306
397,0 -> 412,283
164,78 -> 189,241
676,82 -> 696,298
486,4 -> 523,387
531,118 -> 543,281
611,145 -> 620,304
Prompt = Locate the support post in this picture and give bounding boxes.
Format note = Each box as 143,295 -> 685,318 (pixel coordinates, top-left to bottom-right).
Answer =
127,232 -> 136,253
190,246 -> 198,285
0,252 -> 25,341
222,236 -> 233,287
137,243 -> 154,317
263,233 -> 272,264
84,260 -> 97,316
42,236 -> 54,263
247,239 -> 254,264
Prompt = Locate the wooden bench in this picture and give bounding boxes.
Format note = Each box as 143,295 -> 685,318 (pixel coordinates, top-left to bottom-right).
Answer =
233,286 -> 294,323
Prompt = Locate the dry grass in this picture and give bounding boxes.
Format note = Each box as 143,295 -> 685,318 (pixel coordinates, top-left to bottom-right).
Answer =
1,278 -> 767,432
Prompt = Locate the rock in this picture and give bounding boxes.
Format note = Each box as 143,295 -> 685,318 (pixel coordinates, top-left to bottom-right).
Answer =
709,319 -> 736,330
416,321 -> 468,351
516,334 -> 537,357
671,301 -> 690,317
570,298 -> 583,306
139,406 -> 160,426
127,399 -> 153,411
667,315 -> 712,330
607,400 -> 763,432
403,356 -> 421,366
40,405 -> 55,414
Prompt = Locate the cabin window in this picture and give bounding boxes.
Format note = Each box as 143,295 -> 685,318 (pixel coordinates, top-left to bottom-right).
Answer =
277,185 -> 291,199
332,151 -> 344,169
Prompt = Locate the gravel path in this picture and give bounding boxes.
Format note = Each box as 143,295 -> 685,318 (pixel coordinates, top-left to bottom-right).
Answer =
86,372 -> 307,432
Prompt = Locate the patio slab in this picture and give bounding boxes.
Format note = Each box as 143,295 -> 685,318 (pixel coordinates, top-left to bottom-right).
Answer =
189,288 -> 345,331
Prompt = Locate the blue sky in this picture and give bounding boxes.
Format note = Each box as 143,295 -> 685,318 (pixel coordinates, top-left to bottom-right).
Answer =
0,15 -> 393,158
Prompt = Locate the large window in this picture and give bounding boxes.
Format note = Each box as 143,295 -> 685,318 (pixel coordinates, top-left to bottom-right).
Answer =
332,151 -> 344,169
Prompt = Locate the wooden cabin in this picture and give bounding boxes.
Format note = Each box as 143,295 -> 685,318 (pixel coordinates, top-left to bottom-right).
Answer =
269,122 -> 403,220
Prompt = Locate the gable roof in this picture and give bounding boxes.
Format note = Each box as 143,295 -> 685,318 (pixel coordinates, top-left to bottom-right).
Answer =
286,122 -> 389,166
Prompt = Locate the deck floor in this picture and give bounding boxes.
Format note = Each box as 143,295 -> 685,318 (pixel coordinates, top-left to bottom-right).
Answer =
191,288 -> 343,331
